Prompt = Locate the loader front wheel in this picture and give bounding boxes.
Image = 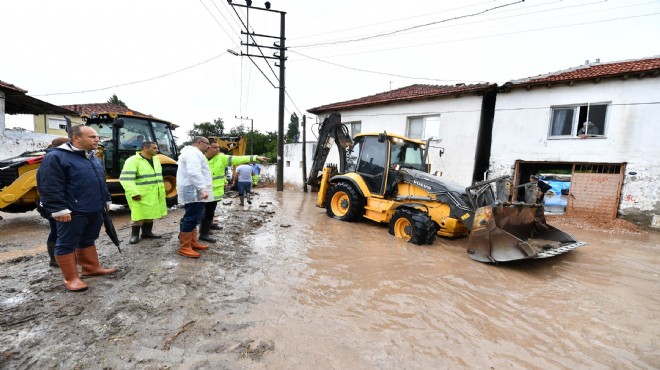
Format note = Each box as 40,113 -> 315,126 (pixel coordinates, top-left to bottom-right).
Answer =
326,182 -> 364,222
389,208 -> 436,245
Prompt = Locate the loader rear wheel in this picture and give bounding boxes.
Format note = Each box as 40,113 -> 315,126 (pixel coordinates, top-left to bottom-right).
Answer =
388,208 -> 436,245
326,182 -> 364,222
162,166 -> 178,207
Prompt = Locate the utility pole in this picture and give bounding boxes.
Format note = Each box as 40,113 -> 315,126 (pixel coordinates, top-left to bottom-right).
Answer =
227,0 -> 286,191
235,116 -> 253,155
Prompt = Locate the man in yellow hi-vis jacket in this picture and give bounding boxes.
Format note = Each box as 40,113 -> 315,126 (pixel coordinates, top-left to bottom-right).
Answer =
119,141 -> 168,244
200,140 -> 267,243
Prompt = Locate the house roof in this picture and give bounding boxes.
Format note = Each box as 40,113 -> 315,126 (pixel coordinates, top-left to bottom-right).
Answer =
0,79 -> 77,115
60,103 -> 151,118
308,83 -> 496,114
503,56 -> 660,89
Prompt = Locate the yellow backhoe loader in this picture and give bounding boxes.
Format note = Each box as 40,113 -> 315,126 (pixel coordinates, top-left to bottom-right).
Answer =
0,112 -> 180,214
308,113 -> 586,263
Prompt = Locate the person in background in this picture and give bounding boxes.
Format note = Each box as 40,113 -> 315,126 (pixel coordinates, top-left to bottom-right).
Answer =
119,141 -> 167,244
251,161 -> 261,188
200,142 -> 268,242
530,174 -> 552,203
37,126 -> 117,292
578,121 -> 599,138
176,136 -> 213,258
233,162 -> 254,207
39,136 -> 71,267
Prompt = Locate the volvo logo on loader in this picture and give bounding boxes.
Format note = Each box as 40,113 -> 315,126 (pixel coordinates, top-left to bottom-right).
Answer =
413,180 -> 432,191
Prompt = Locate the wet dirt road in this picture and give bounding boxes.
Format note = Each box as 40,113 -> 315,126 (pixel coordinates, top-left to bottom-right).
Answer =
1,188 -> 659,369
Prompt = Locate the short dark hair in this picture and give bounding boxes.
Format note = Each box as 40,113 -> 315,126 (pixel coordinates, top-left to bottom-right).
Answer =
69,125 -> 83,139
218,147 -> 229,154
141,141 -> 157,150
192,136 -> 208,144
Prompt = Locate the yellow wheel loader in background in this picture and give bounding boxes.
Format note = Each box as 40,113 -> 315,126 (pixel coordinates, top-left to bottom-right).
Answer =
0,112 -> 180,214
308,113 -> 585,263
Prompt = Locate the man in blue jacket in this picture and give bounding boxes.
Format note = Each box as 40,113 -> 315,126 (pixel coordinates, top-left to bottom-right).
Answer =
37,125 -> 117,292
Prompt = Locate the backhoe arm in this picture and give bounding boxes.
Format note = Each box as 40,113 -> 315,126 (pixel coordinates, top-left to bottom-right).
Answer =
307,112 -> 353,190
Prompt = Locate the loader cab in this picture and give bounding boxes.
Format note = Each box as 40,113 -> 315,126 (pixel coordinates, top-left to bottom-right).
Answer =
85,114 -> 178,178
351,133 -> 426,195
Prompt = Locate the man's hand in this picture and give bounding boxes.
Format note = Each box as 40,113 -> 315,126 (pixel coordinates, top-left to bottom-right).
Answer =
55,214 -> 72,223
132,195 -> 142,201
257,156 -> 269,162
200,191 -> 209,200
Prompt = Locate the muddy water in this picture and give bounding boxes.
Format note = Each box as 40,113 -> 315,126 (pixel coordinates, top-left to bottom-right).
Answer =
242,190 -> 659,369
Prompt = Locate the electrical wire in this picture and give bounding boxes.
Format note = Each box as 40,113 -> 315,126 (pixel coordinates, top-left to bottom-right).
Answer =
289,50 -> 488,83
289,0 -> 496,42
290,0 -> 525,48
293,11 -> 660,60
33,52 -> 230,96
197,0 -> 237,42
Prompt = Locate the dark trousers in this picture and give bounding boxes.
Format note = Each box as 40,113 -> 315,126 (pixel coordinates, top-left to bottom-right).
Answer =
181,202 -> 206,232
55,212 -> 103,256
47,217 -> 58,243
237,181 -> 252,196
203,201 -> 218,223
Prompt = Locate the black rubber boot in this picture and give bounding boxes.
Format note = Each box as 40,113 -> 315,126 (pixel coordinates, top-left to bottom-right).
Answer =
47,241 -> 58,268
129,226 -> 141,244
210,223 -> 223,230
141,222 -> 161,239
239,195 -> 245,206
199,220 -> 217,243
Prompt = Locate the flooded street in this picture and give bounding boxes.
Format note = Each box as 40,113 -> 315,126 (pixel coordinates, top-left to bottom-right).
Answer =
1,188 -> 659,369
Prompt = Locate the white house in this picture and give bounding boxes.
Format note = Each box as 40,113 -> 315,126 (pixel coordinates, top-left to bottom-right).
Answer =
490,57 -> 660,223
295,83 -> 498,188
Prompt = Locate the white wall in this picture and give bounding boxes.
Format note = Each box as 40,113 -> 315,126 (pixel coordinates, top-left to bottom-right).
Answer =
490,78 -> 660,217
291,96 -> 485,188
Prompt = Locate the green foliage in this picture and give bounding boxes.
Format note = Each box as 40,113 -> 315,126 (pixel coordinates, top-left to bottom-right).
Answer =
228,124 -> 246,137
107,94 -> 127,108
286,113 -> 300,143
188,118 -> 225,140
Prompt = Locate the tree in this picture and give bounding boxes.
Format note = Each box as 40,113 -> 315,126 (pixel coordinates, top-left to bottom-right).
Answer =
188,118 -> 225,141
286,113 -> 300,143
228,124 -> 246,137
107,94 -> 127,108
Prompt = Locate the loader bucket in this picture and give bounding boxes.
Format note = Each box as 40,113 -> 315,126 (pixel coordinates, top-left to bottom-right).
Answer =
466,204 -> 586,263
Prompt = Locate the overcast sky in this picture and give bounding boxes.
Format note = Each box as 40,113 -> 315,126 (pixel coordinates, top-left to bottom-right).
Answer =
2,0 -> 659,141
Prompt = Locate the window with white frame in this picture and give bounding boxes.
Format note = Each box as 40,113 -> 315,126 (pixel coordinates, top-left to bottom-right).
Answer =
549,103 -> 608,138
48,117 -> 67,130
345,121 -> 361,137
406,115 -> 440,140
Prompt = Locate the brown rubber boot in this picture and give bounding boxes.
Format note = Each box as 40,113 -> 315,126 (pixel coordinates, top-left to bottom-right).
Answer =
54,253 -> 88,291
76,246 -> 118,277
191,229 -> 209,251
178,232 -> 200,258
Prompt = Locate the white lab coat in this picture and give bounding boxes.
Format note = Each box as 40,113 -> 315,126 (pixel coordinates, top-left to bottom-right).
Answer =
176,146 -> 213,204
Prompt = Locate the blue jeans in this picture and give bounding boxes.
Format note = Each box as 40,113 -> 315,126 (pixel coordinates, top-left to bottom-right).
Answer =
237,181 -> 252,196
55,212 -> 103,256
181,202 -> 206,232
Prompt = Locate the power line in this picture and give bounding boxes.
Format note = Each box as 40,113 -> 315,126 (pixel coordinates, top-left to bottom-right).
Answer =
293,11 -> 660,61
197,0 -> 237,43
290,0 -> 525,49
289,0 -> 496,42
289,50 -> 488,83
34,52 -> 230,97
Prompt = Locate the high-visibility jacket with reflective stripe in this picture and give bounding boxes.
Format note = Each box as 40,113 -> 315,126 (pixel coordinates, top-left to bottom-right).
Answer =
208,154 -> 255,201
119,153 -> 168,221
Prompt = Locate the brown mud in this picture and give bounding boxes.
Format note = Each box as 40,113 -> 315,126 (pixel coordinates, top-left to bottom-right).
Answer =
1,188 -> 659,369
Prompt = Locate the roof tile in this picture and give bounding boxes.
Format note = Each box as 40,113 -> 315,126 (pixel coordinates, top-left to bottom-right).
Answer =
308,83 -> 495,114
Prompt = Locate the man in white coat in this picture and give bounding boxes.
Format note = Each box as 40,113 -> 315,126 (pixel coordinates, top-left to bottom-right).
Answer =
176,136 -> 213,258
